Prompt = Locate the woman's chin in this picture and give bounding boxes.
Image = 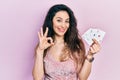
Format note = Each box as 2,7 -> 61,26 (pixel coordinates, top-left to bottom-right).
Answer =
55,33 -> 65,37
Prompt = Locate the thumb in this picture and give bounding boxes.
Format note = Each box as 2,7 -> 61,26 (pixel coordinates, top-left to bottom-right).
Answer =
48,42 -> 54,47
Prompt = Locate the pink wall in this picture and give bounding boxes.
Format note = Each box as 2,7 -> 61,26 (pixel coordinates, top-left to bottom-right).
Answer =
0,0 -> 120,80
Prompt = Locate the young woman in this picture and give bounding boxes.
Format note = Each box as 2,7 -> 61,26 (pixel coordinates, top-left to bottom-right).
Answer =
32,4 -> 101,80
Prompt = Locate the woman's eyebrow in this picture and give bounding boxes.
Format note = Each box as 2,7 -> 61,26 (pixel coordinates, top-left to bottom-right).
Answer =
56,17 -> 62,19
56,17 -> 69,20
66,18 -> 69,20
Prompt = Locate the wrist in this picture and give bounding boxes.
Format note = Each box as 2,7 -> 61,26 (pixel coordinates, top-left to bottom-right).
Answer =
86,54 -> 94,63
36,47 -> 44,54
38,47 -> 45,51
38,45 -> 45,51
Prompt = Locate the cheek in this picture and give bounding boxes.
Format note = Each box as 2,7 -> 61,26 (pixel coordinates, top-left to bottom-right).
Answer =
53,23 -> 58,30
66,23 -> 70,29
52,23 -> 59,32
53,20 -> 59,27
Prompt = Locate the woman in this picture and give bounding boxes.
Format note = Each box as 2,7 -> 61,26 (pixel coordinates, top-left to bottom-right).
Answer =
32,4 -> 101,80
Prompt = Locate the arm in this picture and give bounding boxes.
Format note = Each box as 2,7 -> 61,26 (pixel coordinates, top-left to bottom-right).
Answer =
79,54 -> 94,80
79,39 -> 101,80
32,47 -> 44,80
32,27 -> 54,80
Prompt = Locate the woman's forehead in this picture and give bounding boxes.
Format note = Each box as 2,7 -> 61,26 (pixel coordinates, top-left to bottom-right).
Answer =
54,11 -> 69,19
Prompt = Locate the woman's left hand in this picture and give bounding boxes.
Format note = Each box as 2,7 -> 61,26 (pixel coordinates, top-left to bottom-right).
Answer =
88,39 -> 101,55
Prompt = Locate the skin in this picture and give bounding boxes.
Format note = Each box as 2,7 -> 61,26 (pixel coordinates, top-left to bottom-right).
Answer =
32,11 -> 101,80
52,11 -> 69,37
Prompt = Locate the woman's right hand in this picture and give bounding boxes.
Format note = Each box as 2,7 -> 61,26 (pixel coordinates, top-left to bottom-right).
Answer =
37,27 -> 54,51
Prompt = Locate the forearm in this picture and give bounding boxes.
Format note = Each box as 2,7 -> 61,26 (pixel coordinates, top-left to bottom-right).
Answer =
32,48 -> 44,80
79,55 -> 94,80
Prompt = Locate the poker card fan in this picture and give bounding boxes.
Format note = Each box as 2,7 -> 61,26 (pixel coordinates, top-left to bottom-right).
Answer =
82,28 -> 106,45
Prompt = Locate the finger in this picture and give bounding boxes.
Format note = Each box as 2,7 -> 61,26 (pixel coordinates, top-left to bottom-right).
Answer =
47,37 -> 54,43
40,27 -> 43,36
37,32 -> 41,40
44,27 -> 48,37
89,47 -> 95,53
92,44 -> 101,53
45,37 -> 54,48
92,38 -> 99,44
92,44 -> 98,51
93,42 -> 101,50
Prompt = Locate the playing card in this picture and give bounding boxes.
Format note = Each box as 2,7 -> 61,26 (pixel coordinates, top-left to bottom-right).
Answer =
82,28 -> 93,45
82,28 -> 106,45
90,28 -> 98,43
94,29 -> 106,43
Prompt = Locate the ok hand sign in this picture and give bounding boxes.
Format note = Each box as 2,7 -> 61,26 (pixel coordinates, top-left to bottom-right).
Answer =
38,27 -> 54,51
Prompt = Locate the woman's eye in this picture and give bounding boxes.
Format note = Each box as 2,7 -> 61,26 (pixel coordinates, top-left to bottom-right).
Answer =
57,20 -> 61,22
65,21 -> 69,23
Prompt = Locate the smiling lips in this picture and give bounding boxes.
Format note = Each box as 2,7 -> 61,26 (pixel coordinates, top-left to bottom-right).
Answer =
57,27 -> 66,33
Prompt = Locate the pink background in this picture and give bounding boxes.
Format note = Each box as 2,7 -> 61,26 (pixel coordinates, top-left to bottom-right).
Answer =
0,0 -> 120,80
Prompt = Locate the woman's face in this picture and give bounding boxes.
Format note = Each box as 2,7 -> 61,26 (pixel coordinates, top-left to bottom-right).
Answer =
52,11 -> 70,37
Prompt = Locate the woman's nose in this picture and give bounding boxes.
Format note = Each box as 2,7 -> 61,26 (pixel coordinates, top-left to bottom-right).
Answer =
61,22 -> 66,28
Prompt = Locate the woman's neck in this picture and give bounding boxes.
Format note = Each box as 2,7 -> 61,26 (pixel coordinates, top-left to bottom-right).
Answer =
54,35 -> 64,44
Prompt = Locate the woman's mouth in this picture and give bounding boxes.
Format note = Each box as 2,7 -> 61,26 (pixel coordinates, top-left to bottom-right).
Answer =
57,28 -> 66,32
